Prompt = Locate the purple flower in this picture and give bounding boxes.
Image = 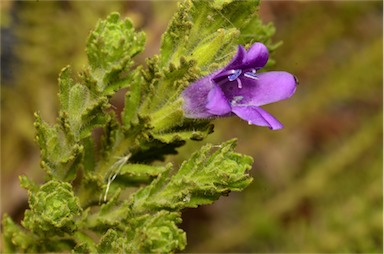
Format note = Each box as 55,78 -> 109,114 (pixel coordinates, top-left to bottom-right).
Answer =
181,42 -> 297,130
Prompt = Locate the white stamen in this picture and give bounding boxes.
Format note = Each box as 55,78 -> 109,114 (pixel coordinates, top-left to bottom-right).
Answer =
244,72 -> 259,80
237,78 -> 243,89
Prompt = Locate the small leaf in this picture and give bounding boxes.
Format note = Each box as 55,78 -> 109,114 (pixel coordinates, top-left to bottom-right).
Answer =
152,120 -> 213,143
121,68 -> 144,128
2,214 -> 36,252
72,231 -> 98,253
86,191 -> 129,231
124,211 -> 186,253
159,0 -> 276,71
58,67 -> 110,141
97,229 -> 123,253
34,113 -> 83,181
86,12 -> 146,94
139,56 -> 200,118
19,175 -> 39,193
111,164 -> 168,187
58,66 -> 73,113
22,180 -> 83,236
132,139 -> 253,211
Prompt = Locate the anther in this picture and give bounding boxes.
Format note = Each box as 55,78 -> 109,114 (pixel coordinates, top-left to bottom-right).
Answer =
244,71 -> 259,80
228,69 -> 242,81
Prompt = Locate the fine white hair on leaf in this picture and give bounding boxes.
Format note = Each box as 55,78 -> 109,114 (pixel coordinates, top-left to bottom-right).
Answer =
103,154 -> 131,202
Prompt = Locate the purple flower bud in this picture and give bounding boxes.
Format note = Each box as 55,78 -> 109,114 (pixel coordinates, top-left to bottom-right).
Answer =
181,43 -> 297,130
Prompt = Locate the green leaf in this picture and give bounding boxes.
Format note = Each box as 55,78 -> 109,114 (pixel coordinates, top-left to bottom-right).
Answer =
132,139 -> 253,211
82,137 -> 96,173
22,180 -> 83,236
159,0 -> 192,66
160,0 -> 276,72
121,67 -> 144,128
2,214 -> 37,253
140,56 -> 200,116
85,191 -> 129,231
100,115 -> 121,161
130,57 -> 206,158
190,27 -> 239,67
72,231 -> 98,253
58,66 -> 72,113
175,139 -> 253,192
91,201 -> 186,253
152,120 -> 214,143
34,113 -> 83,181
106,164 -> 169,187
97,229 -> 124,253
86,12 -> 146,94
124,211 -> 186,253
19,175 -> 39,193
58,67 -> 110,141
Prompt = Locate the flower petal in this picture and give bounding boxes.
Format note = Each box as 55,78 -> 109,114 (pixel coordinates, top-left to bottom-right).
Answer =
243,42 -> 269,69
220,45 -> 246,73
223,71 -> 297,106
182,74 -> 216,118
232,106 -> 283,130
206,85 -> 232,115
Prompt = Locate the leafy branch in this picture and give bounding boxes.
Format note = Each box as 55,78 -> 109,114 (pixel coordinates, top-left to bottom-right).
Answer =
2,1 -> 276,252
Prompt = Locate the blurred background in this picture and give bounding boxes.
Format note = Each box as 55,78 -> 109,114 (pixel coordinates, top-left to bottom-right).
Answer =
1,1 -> 382,253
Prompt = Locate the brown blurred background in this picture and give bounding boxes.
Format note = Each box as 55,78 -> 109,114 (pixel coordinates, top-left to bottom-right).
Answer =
1,1 -> 382,253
